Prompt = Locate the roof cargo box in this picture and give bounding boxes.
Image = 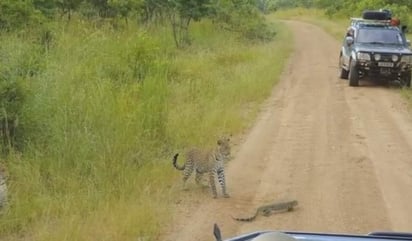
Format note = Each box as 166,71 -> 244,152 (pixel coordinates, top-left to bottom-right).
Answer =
362,10 -> 391,20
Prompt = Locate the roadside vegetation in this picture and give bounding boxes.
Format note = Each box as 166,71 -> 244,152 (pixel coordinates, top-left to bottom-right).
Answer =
0,1 -> 292,240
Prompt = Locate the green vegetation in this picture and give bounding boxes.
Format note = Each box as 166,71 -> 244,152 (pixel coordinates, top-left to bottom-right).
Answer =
314,0 -> 411,28
272,8 -> 348,40
269,0 -> 412,27
0,1 -> 292,240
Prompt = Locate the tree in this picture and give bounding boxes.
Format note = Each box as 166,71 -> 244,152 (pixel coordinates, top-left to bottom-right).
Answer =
56,0 -> 84,20
208,0 -> 276,42
33,0 -> 57,18
138,0 -> 163,23
165,0 -> 211,48
108,0 -> 142,24
0,0 -> 44,31
87,0 -> 118,17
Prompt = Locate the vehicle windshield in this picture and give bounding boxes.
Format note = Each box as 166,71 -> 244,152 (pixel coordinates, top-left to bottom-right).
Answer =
357,28 -> 404,45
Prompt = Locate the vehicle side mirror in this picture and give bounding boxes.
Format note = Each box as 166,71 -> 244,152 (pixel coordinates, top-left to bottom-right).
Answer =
407,40 -> 411,47
346,36 -> 354,46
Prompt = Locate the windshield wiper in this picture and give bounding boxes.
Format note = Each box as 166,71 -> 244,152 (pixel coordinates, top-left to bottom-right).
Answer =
367,41 -> 386,44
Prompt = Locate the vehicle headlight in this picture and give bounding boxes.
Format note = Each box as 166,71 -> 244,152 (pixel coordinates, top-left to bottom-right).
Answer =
357,52 -> 370,61
401,55 -> 412,64
374,54 -> 381,61
392,55 -> 399,62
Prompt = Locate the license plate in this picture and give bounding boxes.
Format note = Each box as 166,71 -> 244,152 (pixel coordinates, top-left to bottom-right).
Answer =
378,62 -> 394,67
380,68 -> 391,74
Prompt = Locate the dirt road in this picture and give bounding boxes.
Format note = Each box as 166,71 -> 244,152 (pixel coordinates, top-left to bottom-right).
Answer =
161,21 -> 412,241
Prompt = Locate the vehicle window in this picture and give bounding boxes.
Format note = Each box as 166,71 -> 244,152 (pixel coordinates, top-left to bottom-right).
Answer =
357,29 -> 403,45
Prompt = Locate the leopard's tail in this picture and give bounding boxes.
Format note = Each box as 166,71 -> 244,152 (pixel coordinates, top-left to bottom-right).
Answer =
172,153 -> 185,170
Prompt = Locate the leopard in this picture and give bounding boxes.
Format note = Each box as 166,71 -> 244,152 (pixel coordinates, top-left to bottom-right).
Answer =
172,137 -> 231,198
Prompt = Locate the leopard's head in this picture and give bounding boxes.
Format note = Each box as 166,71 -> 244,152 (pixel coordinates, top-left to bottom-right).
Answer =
217,137 -> 231,160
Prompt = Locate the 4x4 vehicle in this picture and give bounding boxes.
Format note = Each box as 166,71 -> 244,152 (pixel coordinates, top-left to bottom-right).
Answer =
339,10 -> 412,87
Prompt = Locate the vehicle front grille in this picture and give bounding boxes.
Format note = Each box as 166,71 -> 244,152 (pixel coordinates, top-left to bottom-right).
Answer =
379,54 -> 393,62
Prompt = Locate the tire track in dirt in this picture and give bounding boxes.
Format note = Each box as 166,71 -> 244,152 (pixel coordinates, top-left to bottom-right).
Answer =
160,21 -> 412,241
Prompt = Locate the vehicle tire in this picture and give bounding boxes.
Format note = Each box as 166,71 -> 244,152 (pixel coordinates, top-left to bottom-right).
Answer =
340,67 -> 349,80
339,55 -> 349,79
362,10 -> 390,20
401,71 -> 411,88
348,60 -> 359,86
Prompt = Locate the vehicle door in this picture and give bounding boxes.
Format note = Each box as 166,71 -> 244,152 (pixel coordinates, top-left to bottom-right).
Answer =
341,27 -> 355,68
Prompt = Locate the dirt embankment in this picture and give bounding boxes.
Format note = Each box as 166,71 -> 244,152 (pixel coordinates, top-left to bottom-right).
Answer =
160,21 -> 412,241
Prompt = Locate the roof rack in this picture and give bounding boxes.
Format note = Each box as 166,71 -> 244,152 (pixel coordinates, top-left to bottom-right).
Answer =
350,18 -> 392,26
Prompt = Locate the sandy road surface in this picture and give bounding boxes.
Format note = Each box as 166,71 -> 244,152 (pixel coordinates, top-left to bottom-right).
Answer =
160,21 -> 412,241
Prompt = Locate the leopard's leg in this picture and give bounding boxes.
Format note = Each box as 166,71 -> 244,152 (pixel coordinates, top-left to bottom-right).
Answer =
195,170 -> 207,188
209,172 -> 218,198
217,167 -> 230,198
182,161 -> 194,190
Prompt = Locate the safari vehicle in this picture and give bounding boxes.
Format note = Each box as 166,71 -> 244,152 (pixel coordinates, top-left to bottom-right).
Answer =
213,224 -> 412,241
338,9 -> 412,87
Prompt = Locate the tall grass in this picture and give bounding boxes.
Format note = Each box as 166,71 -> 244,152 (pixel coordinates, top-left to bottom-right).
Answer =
0,17 -> 292,241
272,8 -> 349,40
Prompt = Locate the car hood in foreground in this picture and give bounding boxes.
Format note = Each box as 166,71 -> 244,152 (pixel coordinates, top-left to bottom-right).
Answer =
224,231 -> 412,241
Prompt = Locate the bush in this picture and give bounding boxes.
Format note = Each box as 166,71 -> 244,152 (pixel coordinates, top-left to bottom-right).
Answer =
0,38 -> 46,152
211,2 -> 276,42
0,0 -> 45,32
240,19 -> 276,42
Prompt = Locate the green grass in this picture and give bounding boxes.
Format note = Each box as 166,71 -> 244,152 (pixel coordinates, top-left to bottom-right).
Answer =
0,17 -> 293,241
167,20 -> 293,147
272,8 -> 348,40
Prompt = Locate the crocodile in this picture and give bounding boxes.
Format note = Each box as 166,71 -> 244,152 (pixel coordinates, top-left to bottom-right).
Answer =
231,200 -> 298,222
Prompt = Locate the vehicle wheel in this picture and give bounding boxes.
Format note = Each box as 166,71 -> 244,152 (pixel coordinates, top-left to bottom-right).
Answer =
340,67 -> 349,79
348,60 -> 359,86
339,56 -> 349,79
401,71 -> 411,88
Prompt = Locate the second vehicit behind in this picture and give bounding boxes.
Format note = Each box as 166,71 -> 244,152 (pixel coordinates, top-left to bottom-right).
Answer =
339,10 -> 412,87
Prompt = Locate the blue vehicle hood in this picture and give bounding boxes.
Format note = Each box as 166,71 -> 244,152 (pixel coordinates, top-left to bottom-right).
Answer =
224,231 -> 412,241
354,43 -> 412,55
212,223 -> 412,241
